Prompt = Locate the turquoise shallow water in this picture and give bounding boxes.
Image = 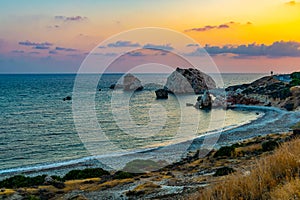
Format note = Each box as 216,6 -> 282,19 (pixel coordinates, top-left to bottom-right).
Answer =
0,73 -> 266,173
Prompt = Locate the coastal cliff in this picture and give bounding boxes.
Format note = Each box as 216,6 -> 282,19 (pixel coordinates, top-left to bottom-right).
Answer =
226,72 -> 300,111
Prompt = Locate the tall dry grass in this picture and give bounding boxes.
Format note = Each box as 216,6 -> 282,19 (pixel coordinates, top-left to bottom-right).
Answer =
194,138 -> 300,200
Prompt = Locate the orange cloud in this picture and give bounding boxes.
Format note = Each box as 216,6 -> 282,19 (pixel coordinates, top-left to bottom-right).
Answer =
184,21 -> 252,32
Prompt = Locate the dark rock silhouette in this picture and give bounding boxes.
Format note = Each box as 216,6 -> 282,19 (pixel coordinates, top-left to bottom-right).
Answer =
63,96 -> 71,101
155,89 -> 168,99
109,83 -> 122,89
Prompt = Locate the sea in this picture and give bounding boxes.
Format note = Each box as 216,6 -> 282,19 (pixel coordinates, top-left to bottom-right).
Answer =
0,73 -> 267,176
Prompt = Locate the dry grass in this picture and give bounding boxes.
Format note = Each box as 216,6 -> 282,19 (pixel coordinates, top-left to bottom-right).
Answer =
270,178 -> 300,199
127,181 -> 161,196
86,178 -> 135,191
0,188 -> 15,196
193,137 -> 300,200
235,143 -> 262,156
63,178 -> 100,192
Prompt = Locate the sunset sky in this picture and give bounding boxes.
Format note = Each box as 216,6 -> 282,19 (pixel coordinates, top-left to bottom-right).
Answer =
0,0 -> 300,73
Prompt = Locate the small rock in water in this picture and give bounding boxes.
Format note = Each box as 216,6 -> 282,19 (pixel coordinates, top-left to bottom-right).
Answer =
155,89 -> 168,99
109,84 -> 116,89
195,90 -> 212,109
63,96 -> 72,101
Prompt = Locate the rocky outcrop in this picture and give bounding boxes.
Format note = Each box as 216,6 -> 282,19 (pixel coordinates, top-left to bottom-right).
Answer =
195,90 -> 212,109
284,86 -> 300,111
212,95 -> 227,109
123,73 -> 143,91
226,73 -> 300,111
155,89 -> 168,99
165,67 -> 216,94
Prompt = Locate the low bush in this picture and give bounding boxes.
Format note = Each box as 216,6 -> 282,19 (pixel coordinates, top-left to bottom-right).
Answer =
122,159 -> 161,173
262,140 -> 279,152
291,72 -> 300,79
63,168 -> 110,180
50,175 -> 63,182
290,79 -> 300,87
213,167 -> 235,176
113,171 -> 135,179
213,146 -> 235,158
290,72 -> 300,86
0,174 -> 46,188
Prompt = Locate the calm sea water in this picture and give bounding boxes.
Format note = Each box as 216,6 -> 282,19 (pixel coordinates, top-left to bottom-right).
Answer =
0,73 -> 266,173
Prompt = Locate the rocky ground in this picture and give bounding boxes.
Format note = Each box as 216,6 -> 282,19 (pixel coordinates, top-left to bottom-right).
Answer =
0,132 -> 297,200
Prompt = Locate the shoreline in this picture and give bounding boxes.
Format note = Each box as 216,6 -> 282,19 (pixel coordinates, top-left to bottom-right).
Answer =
1,129 -> 297,199
1,105 -> 299,180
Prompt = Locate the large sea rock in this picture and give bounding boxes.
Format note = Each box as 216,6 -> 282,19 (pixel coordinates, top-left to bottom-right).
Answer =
123,73 -> 143,91
165,67 -> 216,94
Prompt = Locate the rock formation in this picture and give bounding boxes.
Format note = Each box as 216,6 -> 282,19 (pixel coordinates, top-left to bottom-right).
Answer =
165,67 -> 216,94
123,73 -> 144,91
195,90 -> 212,109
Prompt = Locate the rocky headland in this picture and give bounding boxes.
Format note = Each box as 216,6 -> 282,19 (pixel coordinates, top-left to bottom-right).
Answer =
226,72 -> 300,111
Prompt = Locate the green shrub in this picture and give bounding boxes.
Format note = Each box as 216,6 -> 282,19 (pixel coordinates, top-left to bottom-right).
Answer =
290,79 -> 300,87
113,171 -> 135,179
27,195 -> 40,200
63,168 -> 110,180
291,72 -> 300,79
50,175 -> 63,182
290,72 -> 300,86
262,140 -> 279,152
292,122 -> 300,129
123,159 -> 161,173
214,167 -> 235,176
0,175 -> 46,188
213,146 -> 235,158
